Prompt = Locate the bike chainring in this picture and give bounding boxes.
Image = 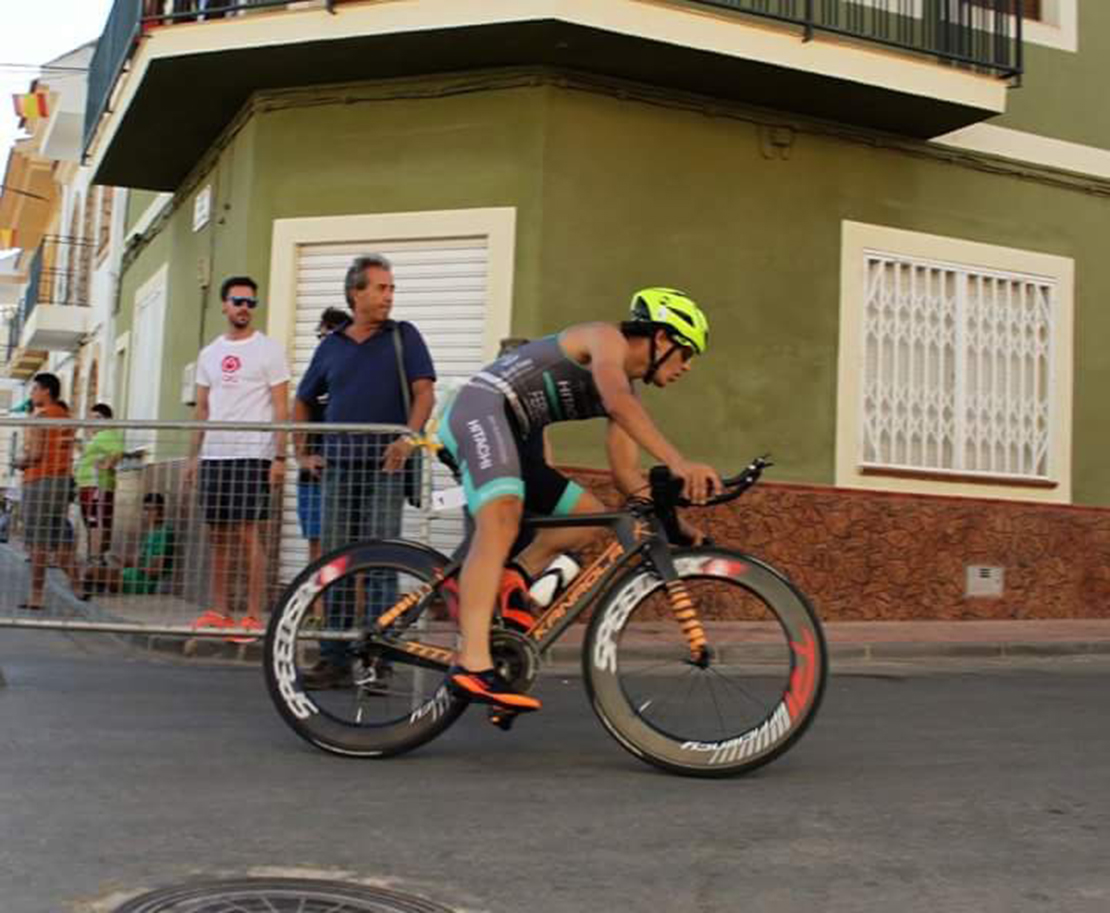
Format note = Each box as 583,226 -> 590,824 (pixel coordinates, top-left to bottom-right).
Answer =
489,628 -> 541,692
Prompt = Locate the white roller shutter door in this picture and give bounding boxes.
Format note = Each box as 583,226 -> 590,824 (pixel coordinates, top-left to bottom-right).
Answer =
278,237 -> 487,583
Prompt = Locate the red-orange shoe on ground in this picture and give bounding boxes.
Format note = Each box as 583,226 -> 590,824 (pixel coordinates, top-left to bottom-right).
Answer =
191,609 -> 233,631
226,615 -> 263,644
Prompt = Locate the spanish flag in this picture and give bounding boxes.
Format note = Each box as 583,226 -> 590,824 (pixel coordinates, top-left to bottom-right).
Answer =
12,92 -> 49,121
0,228 -> 16,249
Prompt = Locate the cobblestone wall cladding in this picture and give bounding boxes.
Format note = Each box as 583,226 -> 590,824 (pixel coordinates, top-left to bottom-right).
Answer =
564,468 -> 1110,622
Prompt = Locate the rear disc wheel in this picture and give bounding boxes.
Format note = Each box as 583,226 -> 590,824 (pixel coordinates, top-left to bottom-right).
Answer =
264,540 -> 467,758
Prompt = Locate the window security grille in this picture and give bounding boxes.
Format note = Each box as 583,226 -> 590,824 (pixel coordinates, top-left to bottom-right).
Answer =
861,253 -> 1054,480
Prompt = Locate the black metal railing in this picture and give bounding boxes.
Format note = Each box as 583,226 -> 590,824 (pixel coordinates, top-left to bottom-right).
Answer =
83,1 -> 343,154
693,0 -> 1023,77
18,237 -> 93,323
22,248 -> 43,325
6,305 -> 23,363
4,236 -> 93,362
83,0 -> 1022,153
140,0 -> 338,27
83,0 -> 143,155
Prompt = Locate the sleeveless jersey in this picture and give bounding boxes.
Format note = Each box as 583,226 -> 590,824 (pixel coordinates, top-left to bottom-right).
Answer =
467,334 -> 608,435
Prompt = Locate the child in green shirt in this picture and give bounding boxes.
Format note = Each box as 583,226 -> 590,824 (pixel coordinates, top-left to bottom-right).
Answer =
75,403 -> 125,559
82,493 -> 175,596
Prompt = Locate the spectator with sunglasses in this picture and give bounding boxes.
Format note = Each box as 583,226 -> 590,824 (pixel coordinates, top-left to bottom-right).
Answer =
184,275 -> 291,637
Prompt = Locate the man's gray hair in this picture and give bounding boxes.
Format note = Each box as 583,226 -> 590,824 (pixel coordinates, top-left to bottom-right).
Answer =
344,254 -> 393,307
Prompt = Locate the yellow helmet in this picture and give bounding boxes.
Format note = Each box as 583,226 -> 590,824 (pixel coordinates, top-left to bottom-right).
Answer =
629,288 -> 709,355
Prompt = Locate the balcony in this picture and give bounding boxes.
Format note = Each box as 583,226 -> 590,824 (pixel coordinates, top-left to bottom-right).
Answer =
4,238 -> 92,377
85,0 -> 1023,191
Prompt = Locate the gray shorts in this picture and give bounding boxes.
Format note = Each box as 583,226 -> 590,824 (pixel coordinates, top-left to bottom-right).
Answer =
22,476 -> 73,548
439,385 -> 584,517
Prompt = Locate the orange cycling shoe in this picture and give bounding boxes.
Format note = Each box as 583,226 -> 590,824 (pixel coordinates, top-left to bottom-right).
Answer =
447,665 -> 541,712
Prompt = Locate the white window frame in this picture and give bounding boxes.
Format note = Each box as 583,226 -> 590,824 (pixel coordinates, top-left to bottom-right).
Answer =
266,207 -> 516,364
1016,0 -> 1077,53
112,330 -> 130,418
837,221 -> 1074,503
128,264 -> 168,423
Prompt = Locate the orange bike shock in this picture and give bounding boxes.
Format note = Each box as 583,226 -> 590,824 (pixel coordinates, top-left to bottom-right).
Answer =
665,579 -> 708,661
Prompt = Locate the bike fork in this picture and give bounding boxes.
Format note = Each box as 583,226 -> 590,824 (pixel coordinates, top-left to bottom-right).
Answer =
665,579 -> 709,664
648,537 -> 708,664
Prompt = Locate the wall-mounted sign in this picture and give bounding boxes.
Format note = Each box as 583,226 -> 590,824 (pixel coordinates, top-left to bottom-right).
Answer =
193,185 -> 212,232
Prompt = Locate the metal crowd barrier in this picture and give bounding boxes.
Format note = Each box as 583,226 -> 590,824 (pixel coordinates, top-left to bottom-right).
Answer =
0,417 -> 460,640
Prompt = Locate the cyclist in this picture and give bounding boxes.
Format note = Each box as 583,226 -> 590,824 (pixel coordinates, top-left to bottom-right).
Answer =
439,288 -> 720,712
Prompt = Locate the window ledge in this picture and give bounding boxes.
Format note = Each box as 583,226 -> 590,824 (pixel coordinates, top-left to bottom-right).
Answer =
860,465 -> 1058,490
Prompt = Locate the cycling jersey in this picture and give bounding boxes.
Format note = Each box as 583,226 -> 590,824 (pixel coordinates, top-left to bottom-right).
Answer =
440,334 -> 604,514
468,334 -> 608,436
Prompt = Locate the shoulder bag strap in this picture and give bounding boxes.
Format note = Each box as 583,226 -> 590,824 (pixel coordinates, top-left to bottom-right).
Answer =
392,322 -> 411,419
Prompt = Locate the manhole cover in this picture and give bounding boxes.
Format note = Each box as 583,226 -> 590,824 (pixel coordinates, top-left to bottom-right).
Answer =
114,878 -> 455,913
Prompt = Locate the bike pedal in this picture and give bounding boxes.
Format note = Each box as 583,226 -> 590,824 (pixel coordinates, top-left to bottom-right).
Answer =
487,708 -> 518,731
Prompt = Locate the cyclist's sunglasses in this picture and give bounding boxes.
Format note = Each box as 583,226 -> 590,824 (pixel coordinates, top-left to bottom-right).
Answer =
668,337 -> 695,362
229,296 -> 259,309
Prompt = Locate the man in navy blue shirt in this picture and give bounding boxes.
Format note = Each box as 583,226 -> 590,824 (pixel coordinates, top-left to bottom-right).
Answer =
294,254 -> 436,689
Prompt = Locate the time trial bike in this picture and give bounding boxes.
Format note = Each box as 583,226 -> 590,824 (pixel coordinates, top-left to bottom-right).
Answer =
263,456 -> 827,777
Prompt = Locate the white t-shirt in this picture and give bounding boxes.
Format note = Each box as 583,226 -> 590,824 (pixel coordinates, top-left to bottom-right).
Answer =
196,331 -> 291,460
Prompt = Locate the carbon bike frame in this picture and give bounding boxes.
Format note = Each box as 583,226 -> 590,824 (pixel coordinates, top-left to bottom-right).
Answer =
368,508 -> 682,670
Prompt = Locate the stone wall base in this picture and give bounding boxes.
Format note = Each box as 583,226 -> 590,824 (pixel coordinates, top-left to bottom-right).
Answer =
565,467 -> 1110,622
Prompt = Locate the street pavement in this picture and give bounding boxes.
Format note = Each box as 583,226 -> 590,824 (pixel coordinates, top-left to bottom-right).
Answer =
1,628 -> 1108,913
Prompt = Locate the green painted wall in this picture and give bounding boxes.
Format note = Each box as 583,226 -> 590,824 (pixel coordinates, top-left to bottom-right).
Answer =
992,2 -> 1110,149
536,87 -> 1109,505
249,85 -> 548,315
118,79 -> 1110,505
117,119 -> 261,421
124,189 -> 160,234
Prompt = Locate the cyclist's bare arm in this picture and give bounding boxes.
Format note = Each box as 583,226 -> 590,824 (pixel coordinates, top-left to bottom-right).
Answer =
606,419 -> 647,498
566,323 -> 721,503
606,419 -> 706,544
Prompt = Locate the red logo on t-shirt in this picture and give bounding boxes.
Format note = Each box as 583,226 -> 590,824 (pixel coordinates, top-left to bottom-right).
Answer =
221,355 -> 242,374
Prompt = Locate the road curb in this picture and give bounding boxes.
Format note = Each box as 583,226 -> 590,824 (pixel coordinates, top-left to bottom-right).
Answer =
838,640 -> 1110,660
545,639 -> 1110,666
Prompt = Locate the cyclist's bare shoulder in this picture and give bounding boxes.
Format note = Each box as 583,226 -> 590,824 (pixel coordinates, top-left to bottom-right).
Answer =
561,322 -> 627,367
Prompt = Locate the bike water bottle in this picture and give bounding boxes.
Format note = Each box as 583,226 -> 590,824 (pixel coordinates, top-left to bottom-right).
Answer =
528,553 -> 581,607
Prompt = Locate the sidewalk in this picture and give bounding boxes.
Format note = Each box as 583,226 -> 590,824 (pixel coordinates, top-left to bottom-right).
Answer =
546,618 -> 1110,663
113,617 -> 1110,665
3,534 -> 1108,664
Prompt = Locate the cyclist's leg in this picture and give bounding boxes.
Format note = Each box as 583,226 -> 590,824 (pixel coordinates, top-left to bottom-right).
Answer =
516,490 -> 606,577
457,495 -> 523,671
513,461 -> 606,577
439,386 -> 526,670
439,389 -> 541,710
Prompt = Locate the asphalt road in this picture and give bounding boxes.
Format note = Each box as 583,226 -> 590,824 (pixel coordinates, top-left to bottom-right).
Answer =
0,629 -> 1107,913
